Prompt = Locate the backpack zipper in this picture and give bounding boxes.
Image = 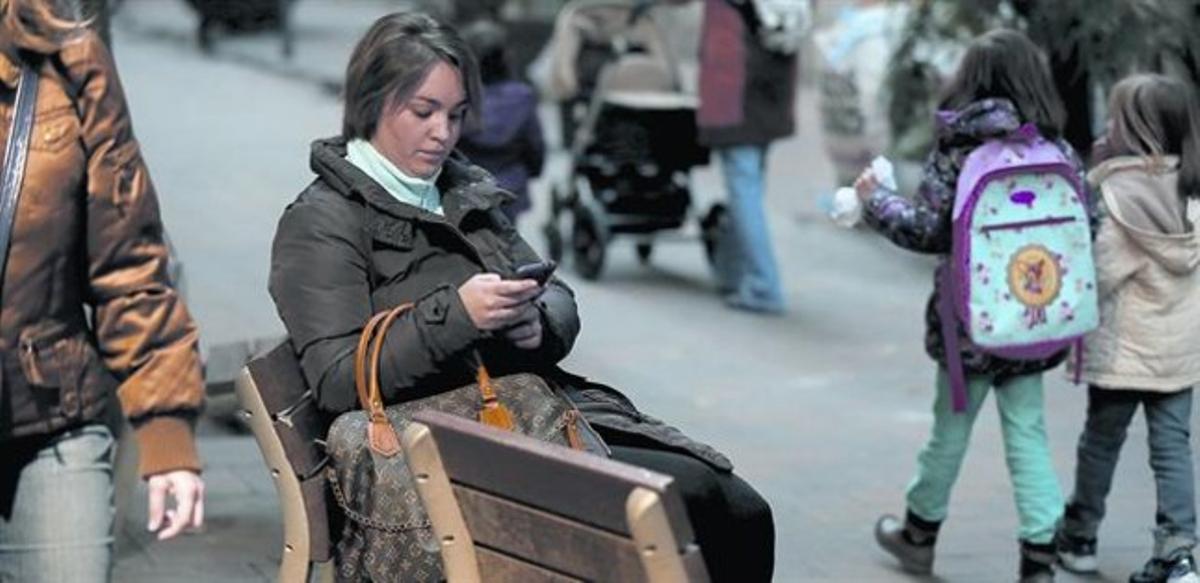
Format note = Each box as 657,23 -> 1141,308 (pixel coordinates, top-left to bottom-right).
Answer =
979,215 -> 1076,236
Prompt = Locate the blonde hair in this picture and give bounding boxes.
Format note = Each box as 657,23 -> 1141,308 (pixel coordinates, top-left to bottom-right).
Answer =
1108,74 -> 1200,199
1,0 -> 89,53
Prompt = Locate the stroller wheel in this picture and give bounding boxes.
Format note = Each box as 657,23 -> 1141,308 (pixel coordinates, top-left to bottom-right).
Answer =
635,243 -> 653,265
700,203 -> 729,266
543,220 -> 564,263
571,210 -> 605,280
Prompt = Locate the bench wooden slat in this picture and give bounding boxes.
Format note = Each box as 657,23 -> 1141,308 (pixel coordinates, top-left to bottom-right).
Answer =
474,546 -> 584,583
245,342 -> 309,414
452,485 -> 648,583
273,396 -> 327,478
404,410 -> 711,583
423,413 -> 691,541
240,341 -> 334,566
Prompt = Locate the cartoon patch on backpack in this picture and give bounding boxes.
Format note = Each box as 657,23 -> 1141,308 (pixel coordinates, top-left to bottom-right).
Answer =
1007,244 -> 1061,328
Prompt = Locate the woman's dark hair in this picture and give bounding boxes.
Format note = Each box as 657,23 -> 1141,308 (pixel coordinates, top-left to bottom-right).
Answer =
1107,73 -> 1200,199
939,28 -> 1066,138
461,19 -> 510,85
342,11 -> 482,140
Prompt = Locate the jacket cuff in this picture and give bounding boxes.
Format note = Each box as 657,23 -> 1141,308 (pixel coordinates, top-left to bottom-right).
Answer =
133,415 -> 202,478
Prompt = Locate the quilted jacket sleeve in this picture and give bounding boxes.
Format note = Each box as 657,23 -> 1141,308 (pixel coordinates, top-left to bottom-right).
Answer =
61,32 -> 204,477
481,209 -> 579,371
863,148 -> 955,254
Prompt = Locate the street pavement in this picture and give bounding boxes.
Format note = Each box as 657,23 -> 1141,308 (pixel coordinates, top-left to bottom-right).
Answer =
108,1 -> 1189,581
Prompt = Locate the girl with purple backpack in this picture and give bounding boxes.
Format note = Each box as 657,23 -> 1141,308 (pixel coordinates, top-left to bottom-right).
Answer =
1054,74 -> 1200,583
852,29 -> 1091,582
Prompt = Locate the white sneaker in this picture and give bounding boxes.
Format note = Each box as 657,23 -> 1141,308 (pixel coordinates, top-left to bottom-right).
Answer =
1167,555 -> 1200,583
1054,532 -> 1098,574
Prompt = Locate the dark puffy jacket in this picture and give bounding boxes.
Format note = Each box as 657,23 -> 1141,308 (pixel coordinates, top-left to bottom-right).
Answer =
0,33 -> 204,476
270,138 -> 732,470
457,80 -> 545,216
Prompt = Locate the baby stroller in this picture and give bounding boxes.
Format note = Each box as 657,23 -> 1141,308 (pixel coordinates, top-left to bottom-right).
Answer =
184,0 -> 297,57
541,0 -> 725,280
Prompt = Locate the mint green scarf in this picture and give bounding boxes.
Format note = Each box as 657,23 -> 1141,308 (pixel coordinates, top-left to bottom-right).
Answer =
345,139 -> 444,216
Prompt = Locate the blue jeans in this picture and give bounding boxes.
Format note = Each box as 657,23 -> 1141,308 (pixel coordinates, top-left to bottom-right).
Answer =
0,424 -> 116,583
1062,386 -> 1196,559
906,370 -> 1063,543
717,145 -> 785,312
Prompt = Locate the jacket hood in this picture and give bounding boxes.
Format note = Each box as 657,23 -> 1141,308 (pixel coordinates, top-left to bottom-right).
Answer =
309,136 -> 512,222
461,81 -> 538,149
1089,155 -> 1200,275
934,98 -> 1024,147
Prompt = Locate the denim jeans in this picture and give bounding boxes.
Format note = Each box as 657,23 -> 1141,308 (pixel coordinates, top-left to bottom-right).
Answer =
0,423 -> 116,583
716,145 -> 785,312
906,370 -> 1063,543
1062,386 -> 1197,559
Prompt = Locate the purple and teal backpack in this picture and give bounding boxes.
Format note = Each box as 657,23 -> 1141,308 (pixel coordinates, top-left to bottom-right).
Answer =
940,123 -> 1099,411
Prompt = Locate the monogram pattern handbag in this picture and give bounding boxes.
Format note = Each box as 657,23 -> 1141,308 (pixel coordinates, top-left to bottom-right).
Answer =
325,302 -> 607,582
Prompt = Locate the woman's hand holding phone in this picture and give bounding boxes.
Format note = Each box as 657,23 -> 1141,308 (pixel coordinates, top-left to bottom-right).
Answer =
458,274 -> 541,331
485,261 -> 555,349
508,260 -> 556,286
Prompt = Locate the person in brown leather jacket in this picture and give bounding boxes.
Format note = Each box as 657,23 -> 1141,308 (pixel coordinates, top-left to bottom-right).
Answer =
0,1 -> 206,581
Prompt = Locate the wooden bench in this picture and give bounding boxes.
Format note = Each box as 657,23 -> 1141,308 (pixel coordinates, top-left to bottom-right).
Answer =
234,341 -> 335,583
401,410 -> 710,583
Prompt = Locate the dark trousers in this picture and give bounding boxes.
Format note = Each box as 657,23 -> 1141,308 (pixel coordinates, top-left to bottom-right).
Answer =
609,445 -> 775,582
1063,386 -> 1197,558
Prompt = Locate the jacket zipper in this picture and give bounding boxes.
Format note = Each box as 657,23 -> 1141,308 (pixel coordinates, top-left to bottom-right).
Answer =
19,339 -> 47,386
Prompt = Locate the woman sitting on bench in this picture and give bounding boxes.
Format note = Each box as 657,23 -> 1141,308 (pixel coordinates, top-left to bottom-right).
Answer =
268,11 -> 773,582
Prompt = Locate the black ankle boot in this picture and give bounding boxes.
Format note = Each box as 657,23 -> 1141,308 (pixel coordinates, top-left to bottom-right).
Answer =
1020,540 -> 1057,582
875,510 -> 941,574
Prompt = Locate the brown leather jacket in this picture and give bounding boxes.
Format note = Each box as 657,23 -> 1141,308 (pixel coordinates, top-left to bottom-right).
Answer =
0,32 -> 204,477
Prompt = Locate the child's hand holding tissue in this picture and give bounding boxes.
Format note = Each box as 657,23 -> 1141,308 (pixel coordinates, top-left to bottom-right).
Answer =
830,156 -> 896,228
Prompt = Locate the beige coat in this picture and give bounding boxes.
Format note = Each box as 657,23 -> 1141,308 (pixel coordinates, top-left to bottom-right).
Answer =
1078,156 -> 1200,392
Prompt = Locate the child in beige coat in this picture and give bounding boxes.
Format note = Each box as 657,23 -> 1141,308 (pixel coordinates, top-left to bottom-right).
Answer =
1056,74 -> 1200,583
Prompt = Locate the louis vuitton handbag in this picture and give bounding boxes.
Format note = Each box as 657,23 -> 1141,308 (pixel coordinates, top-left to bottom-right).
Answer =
326,302 -> 608,582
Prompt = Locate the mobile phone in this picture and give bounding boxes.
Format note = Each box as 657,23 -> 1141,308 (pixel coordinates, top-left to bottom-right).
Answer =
509,260 -> 557,285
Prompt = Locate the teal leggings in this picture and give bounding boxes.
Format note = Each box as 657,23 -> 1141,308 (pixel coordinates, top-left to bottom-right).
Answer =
906,369 -> 1064,543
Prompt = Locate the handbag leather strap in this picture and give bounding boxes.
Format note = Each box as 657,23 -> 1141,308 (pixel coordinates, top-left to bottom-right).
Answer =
353,303 -> 514,457
0,61 -> 40,297
355,304 -> 411,457
354,308 -> 397,419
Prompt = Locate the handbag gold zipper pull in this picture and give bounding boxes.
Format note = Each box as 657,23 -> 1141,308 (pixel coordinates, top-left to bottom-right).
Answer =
476,364 -> 515,431
564,409 -> 584,450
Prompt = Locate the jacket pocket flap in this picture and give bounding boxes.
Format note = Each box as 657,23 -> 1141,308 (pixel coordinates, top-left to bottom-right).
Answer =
367,214 -> 414,250
17,321 -> 78,388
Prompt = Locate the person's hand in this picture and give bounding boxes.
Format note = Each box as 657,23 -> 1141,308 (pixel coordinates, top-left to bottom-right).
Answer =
503,303 -> 544,350
458,273 -> 542,332
147,469 -> 205,541
853,168 -> 879,204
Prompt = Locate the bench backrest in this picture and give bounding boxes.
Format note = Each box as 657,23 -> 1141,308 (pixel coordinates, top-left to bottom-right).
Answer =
401,410 -> 709,583
235,341 -> 334,581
